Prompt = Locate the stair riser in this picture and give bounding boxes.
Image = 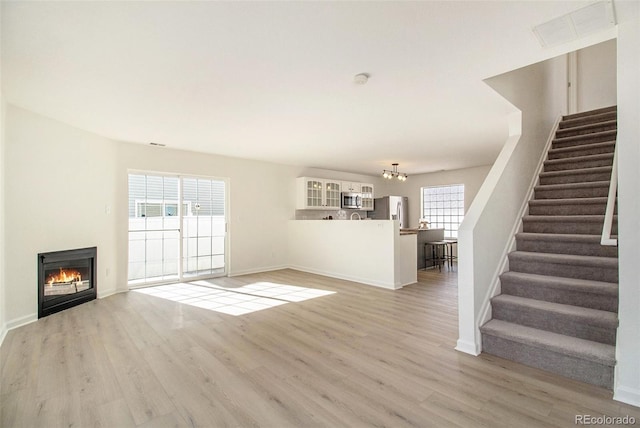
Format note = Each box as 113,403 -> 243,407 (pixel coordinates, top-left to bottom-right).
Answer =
548,145 -> 615,160
515,239 -> 618,258
539,171 -> 612,185
556,123 -> 617,138
534,186 -> 609,199
522,220 -> 616,235
552,133 -> 616,149
508,258 -> 618,282
562,108 -> 617,122
500,280 -> 618,312
491,303 -> 616,345
544,157 -> 613,172
481,334 -> 614,389
528,203 -> 608,216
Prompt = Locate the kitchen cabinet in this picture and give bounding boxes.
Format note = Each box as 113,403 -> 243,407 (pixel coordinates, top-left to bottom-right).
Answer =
341,182 -> 362,193
360,183 -> 374,210
296,177 -> 342,210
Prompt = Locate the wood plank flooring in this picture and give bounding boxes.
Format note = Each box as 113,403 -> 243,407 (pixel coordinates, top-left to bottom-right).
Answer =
2,268 -> 639,427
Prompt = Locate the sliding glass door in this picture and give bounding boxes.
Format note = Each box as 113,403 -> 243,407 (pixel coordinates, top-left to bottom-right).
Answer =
181,177 -> 226,278
128,173 -> 227,286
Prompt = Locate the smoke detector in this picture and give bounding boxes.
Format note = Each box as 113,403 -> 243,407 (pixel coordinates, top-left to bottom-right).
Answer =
354,73 -> 369,85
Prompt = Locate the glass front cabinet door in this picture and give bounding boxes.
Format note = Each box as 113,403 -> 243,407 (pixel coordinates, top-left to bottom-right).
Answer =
297,177 -> 342,210
361,183 -> 374,210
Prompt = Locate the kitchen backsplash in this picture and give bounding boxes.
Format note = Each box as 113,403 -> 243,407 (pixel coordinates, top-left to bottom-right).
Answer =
294,209 -> 368,220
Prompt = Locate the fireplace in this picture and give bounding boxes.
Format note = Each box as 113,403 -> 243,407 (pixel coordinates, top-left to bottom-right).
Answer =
38,247 -> 97,318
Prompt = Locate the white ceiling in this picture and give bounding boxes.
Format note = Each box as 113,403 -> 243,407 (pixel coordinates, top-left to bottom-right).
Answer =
1,1 -> 609,176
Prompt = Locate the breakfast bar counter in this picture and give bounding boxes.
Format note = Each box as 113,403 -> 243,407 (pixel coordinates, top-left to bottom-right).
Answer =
288,220 -> 416,289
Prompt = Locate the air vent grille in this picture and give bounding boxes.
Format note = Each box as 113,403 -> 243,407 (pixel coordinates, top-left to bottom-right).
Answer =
533,0 -> 616,48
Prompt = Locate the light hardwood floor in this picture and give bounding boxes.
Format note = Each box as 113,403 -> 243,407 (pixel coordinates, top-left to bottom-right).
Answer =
1,268 -> 638,427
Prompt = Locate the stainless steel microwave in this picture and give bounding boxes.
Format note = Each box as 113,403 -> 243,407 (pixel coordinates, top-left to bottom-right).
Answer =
341,192 -> 362,209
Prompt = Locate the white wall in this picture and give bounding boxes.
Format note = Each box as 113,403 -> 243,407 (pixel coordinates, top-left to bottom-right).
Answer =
456,55 -> 567,355
613,0 -> 640,408
0,97 -> 6,344
0,2 -> 6,344
376,165 -> 492,229
4,106 -> 120,326
577,39 -> 617,112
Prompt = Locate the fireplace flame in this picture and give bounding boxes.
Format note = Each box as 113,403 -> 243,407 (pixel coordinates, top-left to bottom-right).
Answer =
47,268 -> 82,286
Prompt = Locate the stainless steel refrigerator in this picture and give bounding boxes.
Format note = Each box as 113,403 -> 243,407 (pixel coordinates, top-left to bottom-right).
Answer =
369,196 -> 409,228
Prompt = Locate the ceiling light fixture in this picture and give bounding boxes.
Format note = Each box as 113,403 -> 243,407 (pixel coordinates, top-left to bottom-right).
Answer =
382,163 -> 407,181
354,73 -> 369,85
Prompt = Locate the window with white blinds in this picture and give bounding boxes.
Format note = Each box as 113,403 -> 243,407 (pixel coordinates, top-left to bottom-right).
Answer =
421,184 -> 465,239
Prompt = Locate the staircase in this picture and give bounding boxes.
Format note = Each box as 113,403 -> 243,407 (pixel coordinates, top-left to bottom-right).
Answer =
480,106 -> 618,389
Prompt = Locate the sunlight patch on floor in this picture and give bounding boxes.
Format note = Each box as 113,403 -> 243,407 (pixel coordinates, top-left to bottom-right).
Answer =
132,281 -> 335,316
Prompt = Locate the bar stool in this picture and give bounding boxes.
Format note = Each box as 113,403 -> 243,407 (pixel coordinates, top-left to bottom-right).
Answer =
424,241 -> 449,272
443,239 -> 457,270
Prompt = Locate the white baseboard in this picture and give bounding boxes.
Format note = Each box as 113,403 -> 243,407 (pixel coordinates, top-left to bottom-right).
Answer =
228,265 -> 289,277
455,339 -> 481,356
97,288 -> 123,299
614,385 -> 640,408
6,313 -> 37,331
288,265 -> 398,290
0,325 -> 7,348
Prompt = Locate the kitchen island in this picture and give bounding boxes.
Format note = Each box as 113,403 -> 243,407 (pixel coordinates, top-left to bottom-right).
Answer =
288,220 -> 416,289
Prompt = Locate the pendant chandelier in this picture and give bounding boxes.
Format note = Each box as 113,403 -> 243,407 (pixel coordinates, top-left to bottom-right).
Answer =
382,163 -> 408,181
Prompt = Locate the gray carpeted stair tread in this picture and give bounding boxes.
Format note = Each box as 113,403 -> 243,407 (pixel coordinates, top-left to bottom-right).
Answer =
508,250 -> 618,268
535,181 -> 610,192
556,120 -> 617,137
500,271 -> 618,312
522,214 -> 612,223
562,106 -> 617,121
541,165 -> 612,178
528,197 -> 612,216
529,197 -> 608,206
539,166 -> 612,179
481,319 -> 616,366
515,232 -> 615,244
491,294 -> 618,329
548,141 -> 615,159
560,112 -> 617,130
544,153 -> 613,166
500,271 -> 618,297
534,181 -> 610,200
515,232 -> 618,257
522,214 -> 616,235
552,130 -> 617,146
543,153 -> 613,171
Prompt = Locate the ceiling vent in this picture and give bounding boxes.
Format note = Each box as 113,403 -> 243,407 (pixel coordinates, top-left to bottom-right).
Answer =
533,0 -> 616,48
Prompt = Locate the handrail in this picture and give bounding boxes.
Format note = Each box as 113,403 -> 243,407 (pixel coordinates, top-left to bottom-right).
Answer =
601,143 -> 618,246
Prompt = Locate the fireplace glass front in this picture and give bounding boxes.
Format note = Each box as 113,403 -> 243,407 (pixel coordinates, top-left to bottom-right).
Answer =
38,247 -> 97,318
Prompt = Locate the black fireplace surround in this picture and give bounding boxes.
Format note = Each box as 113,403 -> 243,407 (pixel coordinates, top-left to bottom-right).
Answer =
38,247 -> 97,318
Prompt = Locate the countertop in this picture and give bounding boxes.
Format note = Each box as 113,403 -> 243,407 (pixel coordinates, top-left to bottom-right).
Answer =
400,228 -> 444,235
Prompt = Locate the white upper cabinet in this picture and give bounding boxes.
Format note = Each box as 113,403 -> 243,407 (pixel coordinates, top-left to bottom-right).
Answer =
296,177 -> 342,210
341,182 -> 362,193
360,183 -> 374,210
